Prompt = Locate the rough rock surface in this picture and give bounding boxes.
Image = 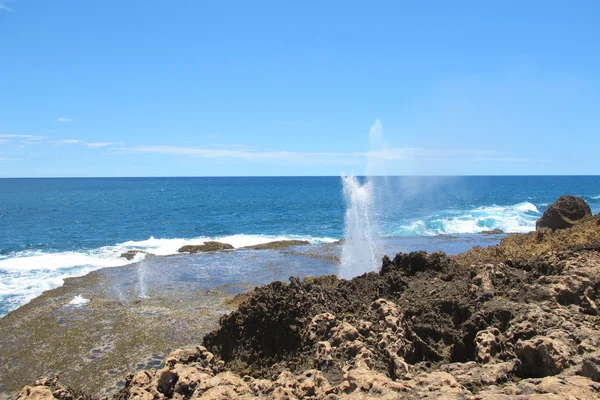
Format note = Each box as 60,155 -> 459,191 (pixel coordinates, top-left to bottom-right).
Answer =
119,250 -> 146,260
17,203 -> 600,399
178,242 -> 234,253
536,195 -> 592,231
242,240 -> 310,250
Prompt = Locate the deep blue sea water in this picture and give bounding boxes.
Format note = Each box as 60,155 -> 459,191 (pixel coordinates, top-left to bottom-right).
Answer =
1,176 -> 600,316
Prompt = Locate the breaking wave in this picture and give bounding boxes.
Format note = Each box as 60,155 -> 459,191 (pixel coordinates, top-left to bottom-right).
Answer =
390,201 -> 541,236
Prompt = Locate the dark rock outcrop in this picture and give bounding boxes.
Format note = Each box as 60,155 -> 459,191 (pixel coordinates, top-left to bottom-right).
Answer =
242,240 -> 310,250
178,242 -> 234,253
536,195 -> 592,231
119,250 -> 145,260
480,228 -> 504,235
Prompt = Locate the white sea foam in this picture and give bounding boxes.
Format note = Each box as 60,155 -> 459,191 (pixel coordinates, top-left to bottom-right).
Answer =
590,195 -> 600,200
0,233 -> 338,316
0,234 -> 336,272
394,201 -> 540,236
68,295 -> 90,306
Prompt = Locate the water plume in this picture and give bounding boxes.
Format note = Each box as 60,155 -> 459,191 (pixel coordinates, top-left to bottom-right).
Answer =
339,120 -> 385,279
137,260 -> 148,298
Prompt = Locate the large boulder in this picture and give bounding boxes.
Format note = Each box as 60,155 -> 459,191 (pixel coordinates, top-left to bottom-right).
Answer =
536,195 -> 591,231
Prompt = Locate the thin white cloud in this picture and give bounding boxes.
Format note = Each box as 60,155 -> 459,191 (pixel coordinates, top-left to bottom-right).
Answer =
0,2 -> 14,12
0,134 -> 46,141
0,157 -> 20,161
57,117 -> 74,122
114,145 -> 529,165
54,139 -> 82,144
86,142 -> 116,147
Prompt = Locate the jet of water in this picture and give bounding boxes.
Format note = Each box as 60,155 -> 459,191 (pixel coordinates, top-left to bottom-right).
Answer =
339,174 -> 381,279
138,260 -> 148,298
339,120 -> 388,279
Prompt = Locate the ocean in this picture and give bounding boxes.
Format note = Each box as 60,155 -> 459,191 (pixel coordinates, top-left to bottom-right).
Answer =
1,176 -> 599,317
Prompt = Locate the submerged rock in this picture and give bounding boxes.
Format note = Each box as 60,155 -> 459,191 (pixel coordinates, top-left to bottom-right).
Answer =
480,228 -> 504,235
178,241 -> 234,253
242,240 -> 310,250
536,195 -> 592,231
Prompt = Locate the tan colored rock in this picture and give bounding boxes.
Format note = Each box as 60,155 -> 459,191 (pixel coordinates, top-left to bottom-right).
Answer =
172,365 -> 211,395
130,370 -> 153,387
316,341 -> 333,362
165,347 -> 199,367
17,386 -> 55,400
294,369 -> 330,398
127,386 -> 154,400
538,375 -> 600,399
330,322 -> 359,345
197,385 -> 240,399
516,336 -> 573,377
270,386 -> 298,400
340,367 -> 405,396
308,313 -> 336,341
249,378 -> 274,396
475,328 -> 500,363
441,361 -> 516,388
581,351 -> 600,382
209,372 -> 251,395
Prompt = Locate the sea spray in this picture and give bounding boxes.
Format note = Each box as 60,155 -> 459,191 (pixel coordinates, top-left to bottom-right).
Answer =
339,120 -> 385,279
137,259 -> 148,298
340,175 -> 381,279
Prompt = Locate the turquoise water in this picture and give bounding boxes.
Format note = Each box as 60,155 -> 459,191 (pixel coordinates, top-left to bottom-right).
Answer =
1,176 -> 599,316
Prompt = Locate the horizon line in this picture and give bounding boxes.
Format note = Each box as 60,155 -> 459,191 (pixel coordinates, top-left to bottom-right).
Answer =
1,174 -> 599,179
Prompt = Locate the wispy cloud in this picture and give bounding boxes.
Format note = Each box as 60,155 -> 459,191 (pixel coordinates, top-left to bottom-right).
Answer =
114,145 -> 530,165
54,139 -> 82,145
57,117 -> 74,122
0,1 -> 14,12
0,134 -> 46,141
86,142 -> 116,148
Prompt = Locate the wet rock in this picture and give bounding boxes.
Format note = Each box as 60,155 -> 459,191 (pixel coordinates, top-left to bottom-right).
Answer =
119,250 -> 146,260
242,240 -> 310,250
536,195 -> 592,231
481,229 -> 504,235
177,241 -> 234,253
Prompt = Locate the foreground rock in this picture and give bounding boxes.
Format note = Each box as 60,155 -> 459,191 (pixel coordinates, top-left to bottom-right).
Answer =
178,242 -> 234,253
16,198 -> 600,399
242,240 -> 310,250
536,195 -> 592,231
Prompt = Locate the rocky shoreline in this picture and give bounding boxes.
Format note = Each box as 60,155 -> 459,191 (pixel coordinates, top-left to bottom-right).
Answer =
15,196 -> 600,399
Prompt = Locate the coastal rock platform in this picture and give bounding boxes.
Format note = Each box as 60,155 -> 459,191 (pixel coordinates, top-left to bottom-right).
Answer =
12,200 -> 600,399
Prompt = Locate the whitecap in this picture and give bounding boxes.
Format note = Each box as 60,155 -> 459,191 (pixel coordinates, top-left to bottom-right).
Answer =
390,201 -> 541,236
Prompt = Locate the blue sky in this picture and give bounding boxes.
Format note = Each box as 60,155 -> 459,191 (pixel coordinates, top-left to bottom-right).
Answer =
0,1 -> 598,177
